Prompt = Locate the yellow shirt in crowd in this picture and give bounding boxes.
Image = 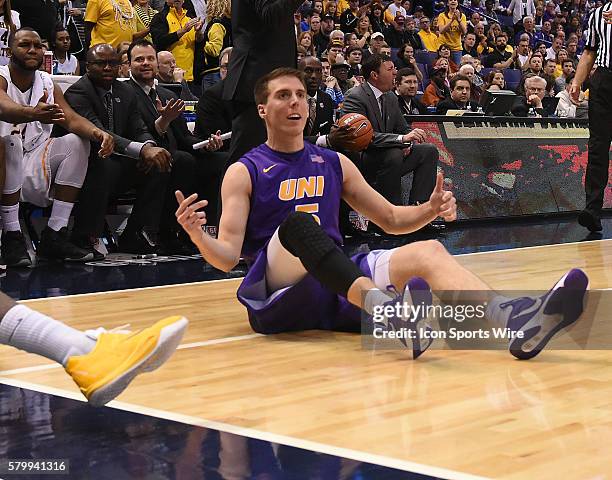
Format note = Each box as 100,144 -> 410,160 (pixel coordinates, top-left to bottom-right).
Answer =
85,0 -> 136,48
436,11 -> 467,51
166,7 -> 197,82
418,30 -> 440,52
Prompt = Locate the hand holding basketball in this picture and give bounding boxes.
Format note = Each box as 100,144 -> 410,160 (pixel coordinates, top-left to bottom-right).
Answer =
328,113 -> 373,152
428,173 -> 456,222
175,191 -> 208,242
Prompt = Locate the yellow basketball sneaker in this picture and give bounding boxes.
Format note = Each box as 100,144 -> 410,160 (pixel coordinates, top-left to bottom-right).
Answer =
65,315 -> 188,406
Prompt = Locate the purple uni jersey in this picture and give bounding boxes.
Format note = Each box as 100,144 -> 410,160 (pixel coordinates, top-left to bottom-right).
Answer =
239,142 -> 344,262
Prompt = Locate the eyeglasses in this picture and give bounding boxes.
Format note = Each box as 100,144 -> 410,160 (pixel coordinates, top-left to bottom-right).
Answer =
88,60 -> 121,67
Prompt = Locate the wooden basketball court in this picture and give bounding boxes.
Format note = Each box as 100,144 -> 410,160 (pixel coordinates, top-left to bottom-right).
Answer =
1,239 -> 611,479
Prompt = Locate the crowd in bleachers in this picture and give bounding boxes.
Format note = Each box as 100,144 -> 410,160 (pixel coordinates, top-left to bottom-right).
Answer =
0,0 -> 598,267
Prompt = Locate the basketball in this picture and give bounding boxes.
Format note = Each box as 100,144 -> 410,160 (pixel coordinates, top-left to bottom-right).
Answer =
333,113 -> 373,152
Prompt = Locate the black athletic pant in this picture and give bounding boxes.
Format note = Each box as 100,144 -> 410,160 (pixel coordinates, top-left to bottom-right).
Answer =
585,67 -> 612,216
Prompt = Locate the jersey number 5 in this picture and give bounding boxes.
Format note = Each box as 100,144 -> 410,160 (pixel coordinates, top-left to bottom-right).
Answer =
295,204 -> 320,224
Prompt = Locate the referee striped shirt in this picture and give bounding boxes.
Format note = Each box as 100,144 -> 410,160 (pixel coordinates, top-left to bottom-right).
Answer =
585,2 -> 612,68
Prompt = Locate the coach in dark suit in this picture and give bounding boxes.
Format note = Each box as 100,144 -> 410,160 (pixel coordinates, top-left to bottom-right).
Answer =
342,54 -> 438,206
195,79 -> 233,142
299,56 -> 335,143
223,0 -> 305,165
127,40 -> 227,247
64,44 -> 173,255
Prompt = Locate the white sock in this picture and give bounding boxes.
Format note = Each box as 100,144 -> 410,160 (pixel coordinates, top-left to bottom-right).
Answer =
47,200 -> 74,232
364,288 -> 394,324
0,304 -> 96,366
0,204 -> 20,232
485,295 -> 513,328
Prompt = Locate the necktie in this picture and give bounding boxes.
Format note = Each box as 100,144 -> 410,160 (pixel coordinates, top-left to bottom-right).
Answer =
104,91 -> 114,132
306,96 -> 317,135
379,95 -> 386,129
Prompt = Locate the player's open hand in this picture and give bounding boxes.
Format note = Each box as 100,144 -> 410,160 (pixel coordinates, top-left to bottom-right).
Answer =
157,97 -> 185,123
428,173 -> 456,221
31,90 -> 65,124
93,129 -> 114,158
175,191 -> 208,242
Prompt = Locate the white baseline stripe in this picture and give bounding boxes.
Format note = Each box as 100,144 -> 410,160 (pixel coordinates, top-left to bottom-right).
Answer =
0,377 -> 490,480
454,238 -> 612,257
0,333 -> 263,376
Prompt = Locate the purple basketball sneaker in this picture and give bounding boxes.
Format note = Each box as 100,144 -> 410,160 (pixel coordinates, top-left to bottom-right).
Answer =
500,269 -> 589,360
373,277 -> 434,359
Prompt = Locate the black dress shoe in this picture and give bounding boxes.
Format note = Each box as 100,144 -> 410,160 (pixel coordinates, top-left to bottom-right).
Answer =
578,210 -> 602,232
119,228 -> 159,254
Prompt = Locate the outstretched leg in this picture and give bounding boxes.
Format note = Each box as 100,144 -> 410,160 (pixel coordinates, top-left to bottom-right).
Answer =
0,292 -> 188,406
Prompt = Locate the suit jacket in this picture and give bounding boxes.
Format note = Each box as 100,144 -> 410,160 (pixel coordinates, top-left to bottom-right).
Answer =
195,78 -> 233,139
304,90 -> 335,141
436,97 -> 479,115
127,78 -> 205,154
396,93 -> 428,116
342,82 -> 409,149
222,0 -> 304,102
64,74 -> 154,158
511,96 -> 546,118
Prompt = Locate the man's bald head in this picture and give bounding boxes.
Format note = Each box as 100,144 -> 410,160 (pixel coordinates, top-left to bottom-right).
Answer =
87,43 -> 116,62
157,50 -> 177,82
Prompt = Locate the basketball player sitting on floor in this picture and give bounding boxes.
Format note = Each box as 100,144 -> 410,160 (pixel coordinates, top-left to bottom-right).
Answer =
0,28 -> 113,267
176,67 -> 589,360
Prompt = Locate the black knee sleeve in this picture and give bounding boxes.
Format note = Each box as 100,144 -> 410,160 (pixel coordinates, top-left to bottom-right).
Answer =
278,212 -> 364,296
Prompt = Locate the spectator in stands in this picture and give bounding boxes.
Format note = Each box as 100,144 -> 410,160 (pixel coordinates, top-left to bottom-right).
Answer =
52,27 -> 80,75
368,2 -> 385,33
467,11 -> 481,33
299,56 -> 335,140
385,0 -> 408,24
418,16 -> 440,52
385,13 -> 408,48
458,63 -> 482,101
436,74 -> 478,113
546,35 -> 564,60
404,16 -> 424,50
436,43 -> 458,73
0,0 -> 18,68
379,42 -> 392,57
506,0 -> 535,30
321,64 -> 344,107
422,63 -> 450,105
299,31 -> 317,56
554,48 -> 569,77
66,43 -> 173,255
542,57 -> 557,93
514,36 -> 531,68
339,0 -> 364,34
157,50 -> 198,100
117,51 -> 131,78
127,39 -> 225,247
555,72 -> 584,117
331,61 -> 354,92
395,44 -> 424,82
312,0 -> 324,16
566,39 -> 580,66
354,14 -> 372,47
437,0 -> 467,65
84,0 -> 136,49
535,20 -> 554,44
482,0 -> 501,25
314,14 -> 335,55
362,31 -> 385,61
342,54 -> 438,207
517,15 -> 537,45
200,0 -> 232,91
554,58 -> 575,93
134,0 -> 158,42
395,67 -> 428,115
484,33 -> 515,69
543,1 -> 557,22
326,39 -> 345,67
346,45 -> 362,76
523,51 -> 543,74
150,0 -> 204,91
484,68 -> 505,90
324,0 -> 339,20
329,29 -> 345,43
511,75 -> 548,116
462,32 -> 478,57
309,13 -> 322,36
195,46 -> 232,139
